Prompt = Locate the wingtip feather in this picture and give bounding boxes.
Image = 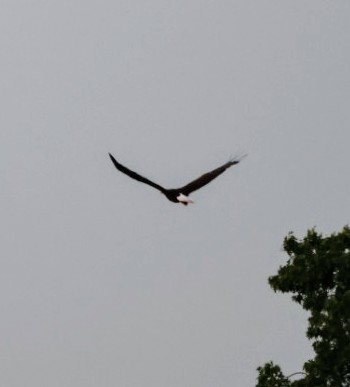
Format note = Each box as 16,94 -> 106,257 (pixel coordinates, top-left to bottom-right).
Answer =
109,153 -> 117,162
229,153 -> 247,165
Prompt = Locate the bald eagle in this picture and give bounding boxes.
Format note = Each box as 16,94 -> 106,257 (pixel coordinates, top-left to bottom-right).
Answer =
109,153 -> 245,205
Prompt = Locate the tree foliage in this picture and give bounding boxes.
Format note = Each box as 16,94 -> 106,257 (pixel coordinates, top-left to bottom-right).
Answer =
256,362 -> 290,387
256,226 -> 350,387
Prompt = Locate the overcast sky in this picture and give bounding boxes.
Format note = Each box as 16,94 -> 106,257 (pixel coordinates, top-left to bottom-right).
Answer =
1,1 -> 350,386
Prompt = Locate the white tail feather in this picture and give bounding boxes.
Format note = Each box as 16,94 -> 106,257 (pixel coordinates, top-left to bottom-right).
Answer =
177,193 -> 194,204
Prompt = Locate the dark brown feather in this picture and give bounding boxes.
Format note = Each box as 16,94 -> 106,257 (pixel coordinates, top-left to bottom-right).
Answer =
109,153 -> 166,193
179,158 -> 243,195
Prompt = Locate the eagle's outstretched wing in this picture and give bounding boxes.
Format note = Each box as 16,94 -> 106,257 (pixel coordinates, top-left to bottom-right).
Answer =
109,153 -> 166,193
179,155 -> 246,195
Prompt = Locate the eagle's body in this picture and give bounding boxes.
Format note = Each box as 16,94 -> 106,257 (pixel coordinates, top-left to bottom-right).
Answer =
109,153 -> 245,205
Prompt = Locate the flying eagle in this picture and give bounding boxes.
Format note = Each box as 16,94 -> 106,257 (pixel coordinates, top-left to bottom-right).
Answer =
109,153 -> 245,205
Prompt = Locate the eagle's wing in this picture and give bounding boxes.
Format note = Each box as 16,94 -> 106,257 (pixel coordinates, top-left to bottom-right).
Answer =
109,153 -> 166,193
179,155 -> 246,195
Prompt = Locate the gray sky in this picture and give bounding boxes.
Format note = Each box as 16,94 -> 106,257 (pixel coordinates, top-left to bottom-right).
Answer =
1,1 -> 349,386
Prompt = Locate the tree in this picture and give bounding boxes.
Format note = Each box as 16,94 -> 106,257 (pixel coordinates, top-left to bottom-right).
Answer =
256,226 -> 350,387
256,362 -> 290,387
